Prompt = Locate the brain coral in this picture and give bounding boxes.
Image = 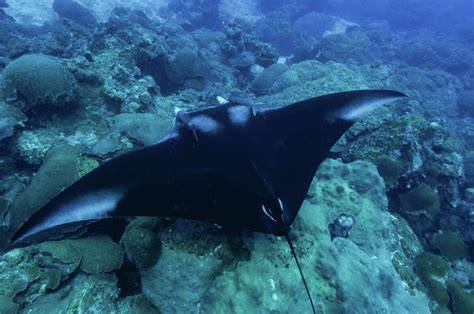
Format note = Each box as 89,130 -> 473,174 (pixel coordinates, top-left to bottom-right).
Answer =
2,54 -> 77,110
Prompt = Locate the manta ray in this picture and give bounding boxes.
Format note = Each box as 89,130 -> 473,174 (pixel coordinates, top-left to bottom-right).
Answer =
11,89 -> 406,313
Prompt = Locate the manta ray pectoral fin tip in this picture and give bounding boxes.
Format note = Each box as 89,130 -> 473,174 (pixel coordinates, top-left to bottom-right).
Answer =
338,90 -> 407,121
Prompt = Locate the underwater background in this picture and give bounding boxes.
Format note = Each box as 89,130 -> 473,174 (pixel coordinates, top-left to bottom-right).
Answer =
0,0 -> 473,313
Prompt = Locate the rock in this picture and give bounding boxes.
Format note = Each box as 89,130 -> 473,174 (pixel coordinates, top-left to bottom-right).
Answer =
25,274 -> 159,313
399,183 -> 441,217
250,63 -> 289,95
112,113 -> 171,145
15,128 -> 99,165
0,235 -> 124,312
464,151 -> 474,186
257,60 -> 369,108
164,48 -> 208,85
465,188 -> 474,202
2,54 -> 77,111
293,11 -> 334,40
120,217 -> 161,269
457,90 -> 474,117
229,51 -> 255,68
4,0 -> 56,25
318,31 -> 381,64
415,252 -> 451,307
376,155 -> 403,188
141,244 -> 223,313
23,273 -> 121,313
0,243 -> 80,310
92,112 -> 172,156
0,297 -> 19,314
37,241 -> 83,276
446,280 -> 474,314
323,17 -> 359,37
4,0 -> 168,25
434,231 -> 468,262
68,234 -> 124,274
118,294 -> 159,314
53,0 -> 97,27
219,0 -> 261,23
390,214 -> 425,292
9,145 -> 84,230
0,117 -> 14,141
0,102 -> 26,142
15,129 -> 59,165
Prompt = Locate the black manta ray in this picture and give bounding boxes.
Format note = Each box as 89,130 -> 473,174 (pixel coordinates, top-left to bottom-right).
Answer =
11,89 -> 405,312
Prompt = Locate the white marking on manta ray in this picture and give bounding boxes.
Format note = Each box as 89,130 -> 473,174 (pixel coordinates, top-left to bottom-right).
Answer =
262,205 -> 277,223
190,115 -> 221,133
19,189 -> 124,242
277,198 -> 283,210
338,96 -> 403,121
216,96 -> 229,105
174,107 -> 183,115
228,105 -> 250,125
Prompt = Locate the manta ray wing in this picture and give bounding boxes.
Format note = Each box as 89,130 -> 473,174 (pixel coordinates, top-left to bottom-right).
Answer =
10,89 -> 405,244
246,90 -> 406,231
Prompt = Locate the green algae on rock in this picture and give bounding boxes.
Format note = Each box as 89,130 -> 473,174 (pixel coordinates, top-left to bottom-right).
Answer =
434,231 -> 468,262
446,280 -> 474,314
400,183 -> 441,217
415,252 -> 451,307
376,156 -> 402,188
1,54 -> 77,110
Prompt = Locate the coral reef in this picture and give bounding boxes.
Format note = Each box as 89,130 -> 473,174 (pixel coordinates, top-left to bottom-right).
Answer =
2,54 -> 77,110
250,63 -> 288,95
0,1 -> 472,313
376,156 -> 403,188
446,280 -> 474,314
120,218 -> 161,269
434,231 -> 468,262
0,101 -> 25,142
399,183 -> 441,217
415,252 -> 452,307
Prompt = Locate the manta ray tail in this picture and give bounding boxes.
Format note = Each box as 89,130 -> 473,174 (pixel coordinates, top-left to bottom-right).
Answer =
285,233 -> 316,314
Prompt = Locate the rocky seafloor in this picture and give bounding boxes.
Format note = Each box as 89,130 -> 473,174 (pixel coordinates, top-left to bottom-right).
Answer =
0,0 -> 473,313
